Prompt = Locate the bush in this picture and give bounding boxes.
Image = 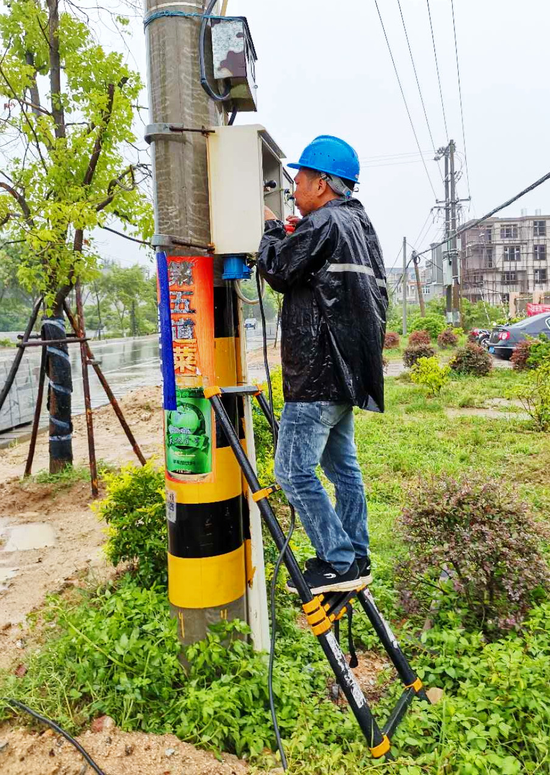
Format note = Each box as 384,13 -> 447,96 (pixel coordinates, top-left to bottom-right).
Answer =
467,330 -> 478,343
410,315 -> 446,339
403,343 -> 436,368
528,334 -> 550,368
397,475 -> 550,636
511,338 -> 533,371
449,343 -> 493,376
384,331 -> 400,349
437,328 -> 458,349
94,460 -> 167,587
410,356 -> 450,395
507,362 -> 550,431
408,329 -> 431,345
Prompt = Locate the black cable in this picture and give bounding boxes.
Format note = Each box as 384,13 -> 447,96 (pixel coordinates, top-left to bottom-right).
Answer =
425,0 -> 449,141
450,0 -> 471,200
199,0 -> 232,102
414,168 -> 550,259
395,0 -> 439,162
372,0 -> 438,200
2,698 -> 108,775
228,106 -> 238,125
255,267 -> 295,771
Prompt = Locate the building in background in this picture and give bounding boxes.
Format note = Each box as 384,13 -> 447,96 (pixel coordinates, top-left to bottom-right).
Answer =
460,212 -> 550,313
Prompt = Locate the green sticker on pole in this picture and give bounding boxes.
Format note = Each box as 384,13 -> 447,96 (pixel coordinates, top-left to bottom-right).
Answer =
165,387 -> 212,476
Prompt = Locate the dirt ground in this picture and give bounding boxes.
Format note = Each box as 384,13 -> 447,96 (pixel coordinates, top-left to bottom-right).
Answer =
0,725 -> 251,775
0,386 -> 167,665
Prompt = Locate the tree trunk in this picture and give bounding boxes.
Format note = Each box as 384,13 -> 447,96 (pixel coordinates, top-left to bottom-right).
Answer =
43,311 -> 73,473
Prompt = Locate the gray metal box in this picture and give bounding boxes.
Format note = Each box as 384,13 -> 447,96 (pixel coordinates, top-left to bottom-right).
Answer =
211,17 -> 258,112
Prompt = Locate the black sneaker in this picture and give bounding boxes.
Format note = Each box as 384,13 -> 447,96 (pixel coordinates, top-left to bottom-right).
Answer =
305,555 -> 372,585
287,559 -> 361,595
356,555 -> 373,584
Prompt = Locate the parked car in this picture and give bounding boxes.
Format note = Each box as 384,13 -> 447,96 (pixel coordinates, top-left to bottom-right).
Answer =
488,312 -> 550,360
244,318 -> 257,330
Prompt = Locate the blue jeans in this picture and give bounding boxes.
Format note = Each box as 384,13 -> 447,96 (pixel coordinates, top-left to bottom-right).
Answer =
274,401 -> 369,574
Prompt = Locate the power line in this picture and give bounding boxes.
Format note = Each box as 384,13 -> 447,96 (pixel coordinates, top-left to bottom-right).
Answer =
358,150 -> 432,162
413,210 -> 434,248
362,158 -> 431,170
386,244 -> 404,274
373,0 -> 438,200
450,0 -> 471,200
395,0 -> 439,159
425,0 -> 449,141
415,168 -> 550,259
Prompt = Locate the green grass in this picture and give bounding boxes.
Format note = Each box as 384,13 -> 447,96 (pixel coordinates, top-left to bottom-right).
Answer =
358,368 -> 550,564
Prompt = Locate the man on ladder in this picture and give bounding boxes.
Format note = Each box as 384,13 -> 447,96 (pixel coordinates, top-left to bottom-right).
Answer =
258,135 -> 388,595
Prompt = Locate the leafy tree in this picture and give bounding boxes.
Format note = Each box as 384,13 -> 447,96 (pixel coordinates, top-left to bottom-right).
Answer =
101,264 -> 157,337
0,244 -> 39,329
0,0 -> 153,471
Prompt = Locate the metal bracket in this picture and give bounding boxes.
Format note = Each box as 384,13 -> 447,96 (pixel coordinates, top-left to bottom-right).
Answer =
152,233 -> 214,253
144,123 -> 213,144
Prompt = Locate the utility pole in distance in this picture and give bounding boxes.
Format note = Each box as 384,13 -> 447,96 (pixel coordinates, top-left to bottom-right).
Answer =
436,139 -> 466,326
144,0 -> 251,647
449,140 -> 460,325
412,251 -> 426,317
402,236 -> 407,335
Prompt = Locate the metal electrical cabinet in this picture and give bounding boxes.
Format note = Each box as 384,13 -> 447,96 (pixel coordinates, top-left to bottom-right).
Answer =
206,125 -> 292,255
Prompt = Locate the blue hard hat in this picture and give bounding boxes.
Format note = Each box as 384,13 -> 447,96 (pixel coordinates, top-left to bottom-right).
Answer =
287,135 -> 360,183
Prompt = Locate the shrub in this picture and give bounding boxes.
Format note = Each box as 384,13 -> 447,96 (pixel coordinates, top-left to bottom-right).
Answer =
410,315 -> 446,339
528,333 -> 550,368
397,475 -> 550,636
410,356 -> 450,395
511,338 -> 533,371
467,330 -> 478,343
507,362 -> 550,431
403,343 -> 436,368
408,329 -> 431,345
437,328 -> 458,349
449,343 -> 493,376
384,331 -> 400,349
94,460 -> 167,587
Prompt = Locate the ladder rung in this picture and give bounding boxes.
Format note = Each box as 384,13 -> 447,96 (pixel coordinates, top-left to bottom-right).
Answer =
205,384 -> 261,397
321,586 -> 366,621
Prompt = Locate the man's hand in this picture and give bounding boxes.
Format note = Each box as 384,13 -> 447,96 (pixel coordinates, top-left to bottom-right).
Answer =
286,215 -> 301,227
264,206 -> 277,221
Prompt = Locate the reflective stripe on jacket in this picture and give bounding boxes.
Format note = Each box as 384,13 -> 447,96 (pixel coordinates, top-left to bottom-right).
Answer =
257,198 -> 388,411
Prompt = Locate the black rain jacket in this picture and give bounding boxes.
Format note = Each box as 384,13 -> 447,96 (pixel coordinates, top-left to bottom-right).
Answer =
257,198 -> 388,411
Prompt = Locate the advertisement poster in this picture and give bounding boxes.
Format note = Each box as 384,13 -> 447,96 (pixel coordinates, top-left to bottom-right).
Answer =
158,254 -> 216,481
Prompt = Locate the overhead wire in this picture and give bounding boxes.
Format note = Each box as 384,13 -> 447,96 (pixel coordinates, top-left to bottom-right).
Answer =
414,168 -> 550,259
449,0 -> 471,200
372,0 -> 438,200
425,0 -> 449,141
395,0 -> 443,181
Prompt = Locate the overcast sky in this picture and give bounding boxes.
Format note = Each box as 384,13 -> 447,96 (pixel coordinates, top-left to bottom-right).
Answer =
98,0 -> 550,273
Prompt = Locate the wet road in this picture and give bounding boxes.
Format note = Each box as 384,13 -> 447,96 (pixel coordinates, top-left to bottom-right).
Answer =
0,328 -> 274,444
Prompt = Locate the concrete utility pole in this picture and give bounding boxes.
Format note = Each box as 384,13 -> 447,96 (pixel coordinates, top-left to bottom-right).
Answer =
438,139 -> 460,325
449,140 -> 461,325
402,236 -> 407,335
144,0 -> 255,647
412,251 -> 426,317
